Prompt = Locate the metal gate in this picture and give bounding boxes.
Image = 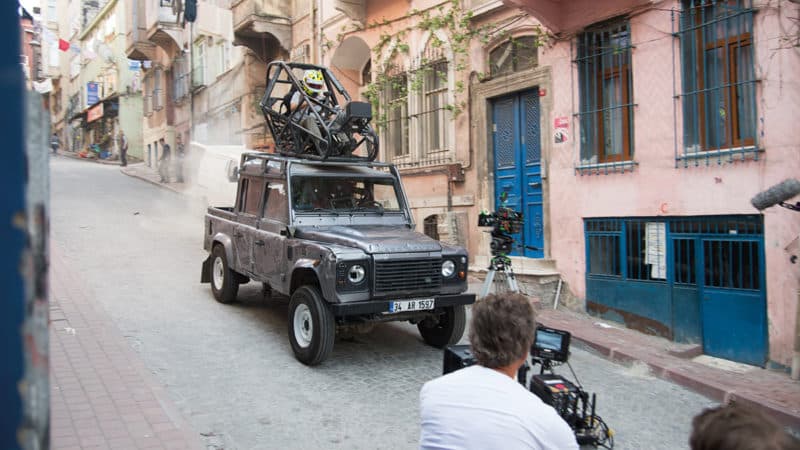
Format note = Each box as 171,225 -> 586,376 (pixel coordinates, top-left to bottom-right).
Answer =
586,216 -> 767,366
491,90 -> 544,258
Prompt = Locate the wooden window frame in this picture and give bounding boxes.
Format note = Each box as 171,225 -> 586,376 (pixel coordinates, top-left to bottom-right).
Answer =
690,1 -> 755,150
594,65 -> 632,162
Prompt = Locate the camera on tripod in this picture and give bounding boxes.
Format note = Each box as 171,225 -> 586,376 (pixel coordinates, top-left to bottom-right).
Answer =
443,325 -> 614,448
477,206 -> 523,256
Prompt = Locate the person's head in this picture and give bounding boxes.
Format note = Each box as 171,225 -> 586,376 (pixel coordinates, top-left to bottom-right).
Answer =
159,137 -> 165,144
176,134 -> 182,143
301,69 -> 325,97
690,402 -> 799,450
468,293 -> 536,369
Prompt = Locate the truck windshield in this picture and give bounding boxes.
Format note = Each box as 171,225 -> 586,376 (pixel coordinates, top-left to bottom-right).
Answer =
291,176 -> 402,213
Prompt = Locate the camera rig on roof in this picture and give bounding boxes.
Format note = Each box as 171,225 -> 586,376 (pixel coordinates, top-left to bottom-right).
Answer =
259,61 -> 378,162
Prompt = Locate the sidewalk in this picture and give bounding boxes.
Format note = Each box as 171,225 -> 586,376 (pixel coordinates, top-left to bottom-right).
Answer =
120,164 -> 800,431
529,295 -> 800,430
50,245 -> 204,449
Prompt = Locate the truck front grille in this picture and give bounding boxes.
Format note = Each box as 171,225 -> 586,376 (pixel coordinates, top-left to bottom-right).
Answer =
374,259 -> 442,295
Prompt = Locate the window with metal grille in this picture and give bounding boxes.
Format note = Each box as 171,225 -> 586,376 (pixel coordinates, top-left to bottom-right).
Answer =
703,240 -> 759,289
153,67 -> 163,111
383,72 -> 409,158
172,55 -> 189,103
626,221 -> 666,280
576,20 -> 634,166
679,0 -> 756,156
192,40 -> 205,88
419,59 -> 449,155
489,36 -> 539,76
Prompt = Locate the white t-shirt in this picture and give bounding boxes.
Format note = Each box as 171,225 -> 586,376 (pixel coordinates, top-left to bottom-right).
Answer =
419,365 -> 578,450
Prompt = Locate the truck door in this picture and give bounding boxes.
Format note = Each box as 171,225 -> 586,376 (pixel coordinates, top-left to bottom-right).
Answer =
234,176 -> 266,275
254,180 -> 289,286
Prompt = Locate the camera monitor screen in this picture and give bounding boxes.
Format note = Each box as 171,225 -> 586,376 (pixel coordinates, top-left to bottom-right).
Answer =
530,326 -> 571,362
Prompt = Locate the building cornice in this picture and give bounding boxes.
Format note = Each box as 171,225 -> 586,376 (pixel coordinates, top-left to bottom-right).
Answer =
78,0 -> 118,41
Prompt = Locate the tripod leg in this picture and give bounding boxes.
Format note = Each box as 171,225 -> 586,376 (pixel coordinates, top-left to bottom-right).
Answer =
480,270 -> 496,298
507,269 -> 520,293
494,270 -> 507,294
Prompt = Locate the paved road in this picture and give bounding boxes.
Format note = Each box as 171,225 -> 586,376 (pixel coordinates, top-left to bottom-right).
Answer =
51,157 -> 716,449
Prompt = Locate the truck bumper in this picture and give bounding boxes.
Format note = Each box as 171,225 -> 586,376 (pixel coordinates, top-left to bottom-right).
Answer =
328,293 -> 476,317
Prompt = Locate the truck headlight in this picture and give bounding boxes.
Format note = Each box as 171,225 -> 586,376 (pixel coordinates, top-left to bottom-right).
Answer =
441,260 -> 456,278
348,264 -> 366,284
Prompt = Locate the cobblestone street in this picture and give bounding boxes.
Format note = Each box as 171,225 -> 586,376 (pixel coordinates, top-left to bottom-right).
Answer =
50,157 -> 722,449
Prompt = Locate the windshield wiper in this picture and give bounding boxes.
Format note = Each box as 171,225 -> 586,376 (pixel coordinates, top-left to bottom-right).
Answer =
350,206 -> 384,215
295,207 -> 339,216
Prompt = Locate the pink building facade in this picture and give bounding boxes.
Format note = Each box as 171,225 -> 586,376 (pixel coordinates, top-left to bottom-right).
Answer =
324,0 -> 799,370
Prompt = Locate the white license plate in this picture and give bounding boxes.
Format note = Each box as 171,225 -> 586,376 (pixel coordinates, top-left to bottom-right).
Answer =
388,299 -> 435,313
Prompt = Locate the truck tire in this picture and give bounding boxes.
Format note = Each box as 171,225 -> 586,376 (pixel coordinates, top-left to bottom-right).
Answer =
210,245 -> 239,304
418,305 -> 466,348
288,285 -> 335,366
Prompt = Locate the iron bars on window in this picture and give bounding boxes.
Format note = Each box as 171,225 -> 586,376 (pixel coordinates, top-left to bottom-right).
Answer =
675,0 -> 759,167
575,20 -> 635,174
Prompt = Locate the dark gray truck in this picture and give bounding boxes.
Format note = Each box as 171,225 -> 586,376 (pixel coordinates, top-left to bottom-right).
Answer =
201,152 -> 475,365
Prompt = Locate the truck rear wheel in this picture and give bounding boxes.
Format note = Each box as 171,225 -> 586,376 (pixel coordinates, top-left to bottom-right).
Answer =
288,285 -> 335,366
418,305 -> 466,348
210,245 -> 239,304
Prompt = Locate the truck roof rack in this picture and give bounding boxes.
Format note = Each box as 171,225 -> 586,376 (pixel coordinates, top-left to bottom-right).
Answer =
259,61 -> 378,163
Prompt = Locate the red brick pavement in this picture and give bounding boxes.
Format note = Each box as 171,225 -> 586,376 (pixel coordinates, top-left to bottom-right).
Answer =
536,307 -> 800,430
49,245 -> 204,450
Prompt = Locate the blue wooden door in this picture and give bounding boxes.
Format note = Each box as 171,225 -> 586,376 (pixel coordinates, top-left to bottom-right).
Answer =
491,91 -> 544,258
699,238 -> 767,366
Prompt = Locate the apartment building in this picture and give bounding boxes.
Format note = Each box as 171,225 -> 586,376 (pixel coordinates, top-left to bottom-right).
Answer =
323,0 -> 799,370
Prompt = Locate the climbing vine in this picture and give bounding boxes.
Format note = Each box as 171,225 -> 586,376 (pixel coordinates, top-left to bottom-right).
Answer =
334,0 -> 549,126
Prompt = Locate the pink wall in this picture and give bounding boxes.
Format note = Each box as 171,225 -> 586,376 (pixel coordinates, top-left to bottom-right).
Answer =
540,2 -> 800,365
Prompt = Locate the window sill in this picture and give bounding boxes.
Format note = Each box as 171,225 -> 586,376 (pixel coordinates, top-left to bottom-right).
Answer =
575,160 -> 638,176
676,146 -> 763,165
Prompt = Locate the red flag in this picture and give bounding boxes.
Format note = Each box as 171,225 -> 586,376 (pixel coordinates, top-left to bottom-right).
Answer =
58,39 -> 70,52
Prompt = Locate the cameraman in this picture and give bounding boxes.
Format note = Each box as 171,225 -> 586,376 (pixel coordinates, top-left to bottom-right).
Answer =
419,293 -> 577,450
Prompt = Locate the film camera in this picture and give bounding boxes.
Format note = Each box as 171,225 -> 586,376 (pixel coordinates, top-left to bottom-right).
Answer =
443,326 -> 614,449
477,203 -> 523,256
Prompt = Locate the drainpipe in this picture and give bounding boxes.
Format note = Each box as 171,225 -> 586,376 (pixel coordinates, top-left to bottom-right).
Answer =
793,290 -> 800,380
189,21 -> 194,140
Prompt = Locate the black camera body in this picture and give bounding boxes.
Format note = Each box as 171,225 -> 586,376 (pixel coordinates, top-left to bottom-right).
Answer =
478,207 -> 523,256
442,325 -> 613,448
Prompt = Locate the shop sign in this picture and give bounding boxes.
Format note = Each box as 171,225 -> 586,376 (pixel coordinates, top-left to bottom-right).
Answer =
87,81 -> 99,106
87,103 -> 104,123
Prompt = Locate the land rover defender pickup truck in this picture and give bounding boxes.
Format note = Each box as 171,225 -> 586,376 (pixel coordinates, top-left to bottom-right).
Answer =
201,152 -> 475,365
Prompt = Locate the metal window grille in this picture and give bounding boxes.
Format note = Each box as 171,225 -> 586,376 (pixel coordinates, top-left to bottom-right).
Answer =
192,42 -> 205,88
382,73 -> 409,159
676,0 -> 758,166
586,216 -> 762,287
576,21 -> 635,171
585,219 -> 623,276
489,36 -> 539,77
419,59 -> 449,155
172,56 -> 189,103
626,221 -> 667,281
152,68 -> 163,111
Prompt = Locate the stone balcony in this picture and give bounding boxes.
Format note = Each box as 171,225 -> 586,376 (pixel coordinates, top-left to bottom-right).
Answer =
231,0 -> 291,61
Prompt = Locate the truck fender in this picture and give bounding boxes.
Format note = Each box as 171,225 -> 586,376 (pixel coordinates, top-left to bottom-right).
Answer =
201,233 -> 235,284
289,257 -> 339,302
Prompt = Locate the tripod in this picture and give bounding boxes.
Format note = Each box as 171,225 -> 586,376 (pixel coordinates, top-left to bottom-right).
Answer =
479,253 -> 519,298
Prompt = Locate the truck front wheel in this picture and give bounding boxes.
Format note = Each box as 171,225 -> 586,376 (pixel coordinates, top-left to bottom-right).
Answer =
210,245 -> 239,304
418,305 -> 466,348
288,286 -> 335,366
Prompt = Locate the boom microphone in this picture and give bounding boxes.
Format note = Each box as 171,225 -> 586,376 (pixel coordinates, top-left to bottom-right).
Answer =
751,179 -> 800,211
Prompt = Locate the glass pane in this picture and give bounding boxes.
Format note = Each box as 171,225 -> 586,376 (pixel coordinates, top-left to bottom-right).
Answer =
514,36 -> 538,71
703,47 -> 728,149
735,44 -> 755,142
490,42 -> 513,76
602,75 -> 623,157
